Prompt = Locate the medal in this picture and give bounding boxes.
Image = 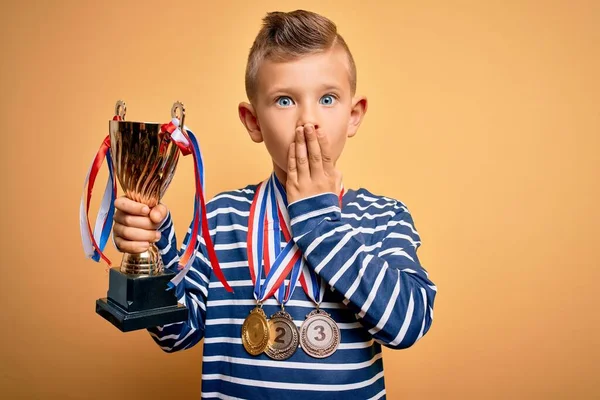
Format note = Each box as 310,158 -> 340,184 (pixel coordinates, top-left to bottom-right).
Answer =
297,271 -> 342,359
242,305 -> 269,355
265,306 -> 299,360
299,308 -> 340,358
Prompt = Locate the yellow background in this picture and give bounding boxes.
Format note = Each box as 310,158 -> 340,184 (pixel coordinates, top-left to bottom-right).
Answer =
1,0 -> 598,399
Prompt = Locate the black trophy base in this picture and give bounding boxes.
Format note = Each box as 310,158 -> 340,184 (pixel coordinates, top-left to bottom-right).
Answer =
96,298 -> 187,332
96,267 -> 188,332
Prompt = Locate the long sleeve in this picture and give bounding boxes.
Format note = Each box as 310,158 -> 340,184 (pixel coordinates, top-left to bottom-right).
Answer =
146,211 -> 212,353
288,192 -> 437,350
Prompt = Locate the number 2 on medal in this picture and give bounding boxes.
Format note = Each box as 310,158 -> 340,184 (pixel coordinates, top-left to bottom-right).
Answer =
275,327 -> 286,344
314,325 -> 326,341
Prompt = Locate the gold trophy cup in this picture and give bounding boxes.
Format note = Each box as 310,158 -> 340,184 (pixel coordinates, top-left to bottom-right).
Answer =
95,100 -> 188,332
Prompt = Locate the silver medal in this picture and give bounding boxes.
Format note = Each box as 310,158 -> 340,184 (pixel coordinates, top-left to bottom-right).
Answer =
265,309 -> 299,360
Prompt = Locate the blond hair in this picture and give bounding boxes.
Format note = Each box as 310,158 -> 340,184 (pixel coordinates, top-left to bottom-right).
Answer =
245,10 -> 357,103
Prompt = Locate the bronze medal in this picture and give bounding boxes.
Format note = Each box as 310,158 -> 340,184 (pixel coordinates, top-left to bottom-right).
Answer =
299,308 -> 340,358
241,306 -> 269,356
265,309 -> 299,360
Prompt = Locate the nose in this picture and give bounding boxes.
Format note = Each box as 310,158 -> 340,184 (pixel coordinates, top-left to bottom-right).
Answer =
296,104 -> 319,130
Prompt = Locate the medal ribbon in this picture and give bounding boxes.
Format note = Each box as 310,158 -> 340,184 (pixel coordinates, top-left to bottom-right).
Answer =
270,175 -> 344,307
247,175 -> 302,304
265,175 -> 303,305
247,174 -> 344,306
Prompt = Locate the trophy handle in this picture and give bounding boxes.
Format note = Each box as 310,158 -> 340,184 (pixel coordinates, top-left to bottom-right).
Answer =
171,101 -> 185,128
115,100 -> 127,120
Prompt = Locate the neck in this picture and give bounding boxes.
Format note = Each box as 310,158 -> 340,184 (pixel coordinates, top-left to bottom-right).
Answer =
273,162 -> 288,191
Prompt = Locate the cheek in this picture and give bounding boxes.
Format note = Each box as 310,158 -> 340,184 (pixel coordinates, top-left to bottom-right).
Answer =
262,121 -> 293,149
260,108 -> 293,136
264,134 -> 290,161
259,122 -> 294,166
331,135 -> 348,161
324,116 -> 350,157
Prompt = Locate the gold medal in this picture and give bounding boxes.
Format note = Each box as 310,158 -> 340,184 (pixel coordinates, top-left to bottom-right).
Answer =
299,308 -> 340,358
265,308 -> 299,360
241,305 -> 269,356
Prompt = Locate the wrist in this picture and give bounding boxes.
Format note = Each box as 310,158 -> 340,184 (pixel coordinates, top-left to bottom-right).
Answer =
287,192 -> 341,238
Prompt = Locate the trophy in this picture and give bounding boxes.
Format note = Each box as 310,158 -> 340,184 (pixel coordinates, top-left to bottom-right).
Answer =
93,100 -> 188,332
81,100 -> 232,332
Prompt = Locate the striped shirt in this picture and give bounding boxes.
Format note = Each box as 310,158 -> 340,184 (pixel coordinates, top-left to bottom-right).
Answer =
148,177 -> 437,399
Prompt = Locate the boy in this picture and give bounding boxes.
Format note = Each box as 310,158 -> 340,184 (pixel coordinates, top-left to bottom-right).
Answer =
113,9 -> 436,399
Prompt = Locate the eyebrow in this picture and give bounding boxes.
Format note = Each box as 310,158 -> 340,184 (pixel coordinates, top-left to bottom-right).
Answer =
266,83 -> 343,97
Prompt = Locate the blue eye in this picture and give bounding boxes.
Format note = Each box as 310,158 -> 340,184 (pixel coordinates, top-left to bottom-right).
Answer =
276,96 -> 294,107
320,94 -> 337,106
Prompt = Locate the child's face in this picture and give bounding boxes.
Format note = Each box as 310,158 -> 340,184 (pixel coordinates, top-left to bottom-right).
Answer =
239,46 -> 367,180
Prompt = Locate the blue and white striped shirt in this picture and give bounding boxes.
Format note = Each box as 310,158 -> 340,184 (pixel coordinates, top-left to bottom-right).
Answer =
148,178 -> 437,399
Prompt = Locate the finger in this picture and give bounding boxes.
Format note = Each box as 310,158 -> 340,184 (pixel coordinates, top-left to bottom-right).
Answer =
114,210 -> 155,230
304,124 -> 323,177
287,142 -> 298,185
114,236 -> 151,254
316,128 -> 335,174
295,126 -> 309,178
149,203 -> 168,225
114,196 -> 150,216
113,222 -> 161,243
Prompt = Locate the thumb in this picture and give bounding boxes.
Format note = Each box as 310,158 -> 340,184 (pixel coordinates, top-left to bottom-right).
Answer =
150,203 -> 168,225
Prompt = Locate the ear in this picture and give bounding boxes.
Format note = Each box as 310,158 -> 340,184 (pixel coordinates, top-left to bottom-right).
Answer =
238,102 -> 263,143
347,96 -> 368,138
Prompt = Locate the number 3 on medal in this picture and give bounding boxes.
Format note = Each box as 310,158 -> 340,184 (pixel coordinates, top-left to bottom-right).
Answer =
314,325 -> 326,341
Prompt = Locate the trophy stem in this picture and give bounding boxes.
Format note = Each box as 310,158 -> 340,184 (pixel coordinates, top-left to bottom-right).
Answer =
119,243 -> 164,275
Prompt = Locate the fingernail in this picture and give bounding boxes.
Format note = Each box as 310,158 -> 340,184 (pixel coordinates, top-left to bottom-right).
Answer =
155,232 -> 161,241
142,206 -> 150,214
305,125 -> 314,134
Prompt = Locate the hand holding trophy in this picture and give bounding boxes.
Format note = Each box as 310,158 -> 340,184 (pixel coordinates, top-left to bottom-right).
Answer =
79,100 -> 232,332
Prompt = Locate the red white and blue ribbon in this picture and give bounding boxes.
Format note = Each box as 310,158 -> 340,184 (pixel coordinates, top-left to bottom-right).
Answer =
80,114 -> 232,293
265,174 -> 303,304
247,175 -> 303,305
259,172 -> 345,307
247,173 -> 344,305
164,118 -> 232,293
79,116 -> 120,267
